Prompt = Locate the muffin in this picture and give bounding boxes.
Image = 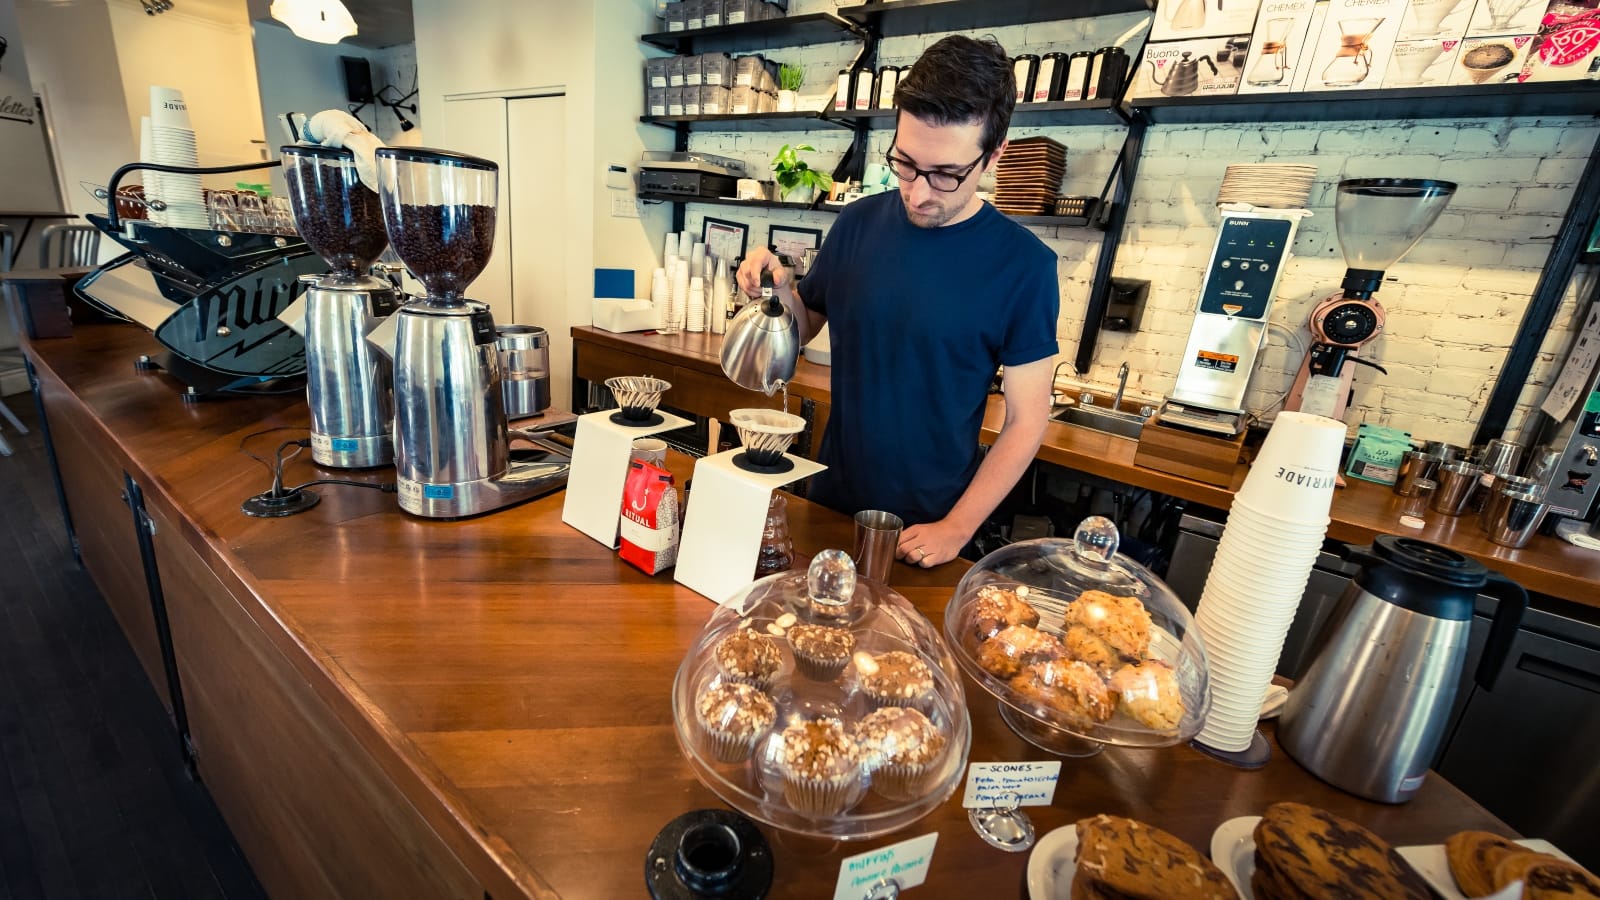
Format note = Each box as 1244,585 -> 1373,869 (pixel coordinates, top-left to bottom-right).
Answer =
1107,659 -> 1185,730
971,584 -> 1040,640
1009,659 -> 1113,728
854,707 -> 948,800
1063,624 -> 1125,677
713,628 -> 782,689
976,624 -> 1065,679
777,718 -> 860,817
787,623 -> 855,681
695,681 -> 776,763
1063,589 -> 1153,659
856,650 -> 935,707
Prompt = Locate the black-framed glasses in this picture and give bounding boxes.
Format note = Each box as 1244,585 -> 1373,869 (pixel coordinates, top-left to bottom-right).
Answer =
884,147 -> 987,193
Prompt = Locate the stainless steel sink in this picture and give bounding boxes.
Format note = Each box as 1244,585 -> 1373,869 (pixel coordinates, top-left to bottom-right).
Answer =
1051,404 -> 1149,439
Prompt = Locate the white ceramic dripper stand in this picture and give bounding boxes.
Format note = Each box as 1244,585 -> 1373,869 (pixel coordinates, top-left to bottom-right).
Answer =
676,412 -> 823,605
562,377 -> 693,548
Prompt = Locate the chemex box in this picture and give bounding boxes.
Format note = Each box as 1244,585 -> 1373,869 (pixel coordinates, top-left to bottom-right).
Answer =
1449,33 -> 1535,82
1395,0 -> 1480,41
1301,0 -> 1410,91
1236,0 -> 1322,94
1130,38 -> 1245,99
1381,37 -> 1466,86
1518,1 -> 1600,81
1464,0 -> 1546,37
1150,0 -> 1266,41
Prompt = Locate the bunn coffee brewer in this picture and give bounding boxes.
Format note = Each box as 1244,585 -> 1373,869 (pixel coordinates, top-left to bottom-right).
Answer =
281,144 -> 397,469
373,146 -> 569,517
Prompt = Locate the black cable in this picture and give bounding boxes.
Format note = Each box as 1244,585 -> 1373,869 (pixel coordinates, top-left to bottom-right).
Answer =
285,478 -> 397,493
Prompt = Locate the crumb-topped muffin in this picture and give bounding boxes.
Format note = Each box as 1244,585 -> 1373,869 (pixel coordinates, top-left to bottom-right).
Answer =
695,681 -> 776,763
1063,589 -> 1153,659
713,628 -> 782,689
855,707 -> 948,800
1107,659 -> 1184,730
1009,658 -> 1113,728
971,584 -> 1040,640
777,718 -> 860,816
976,624 -> 1065,679
787,623 -> 855,681
856,650 -> 934,707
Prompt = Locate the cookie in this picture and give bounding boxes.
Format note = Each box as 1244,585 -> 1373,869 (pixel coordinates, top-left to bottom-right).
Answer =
971,584 -> 1040,639
1493,852 -> 1600,899
1446,830 -> 1523,897
1253,802 -> 1430,900
976,624 -> 1064,679
1073,813 -> 1239,900
1063,589 -> 1153,659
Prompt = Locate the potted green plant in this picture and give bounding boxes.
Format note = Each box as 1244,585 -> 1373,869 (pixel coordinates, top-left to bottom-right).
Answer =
772,144 -> 833,205
777,63 -> 804,112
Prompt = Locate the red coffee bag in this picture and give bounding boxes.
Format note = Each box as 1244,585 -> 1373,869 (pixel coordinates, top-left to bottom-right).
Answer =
620,459 -> 680,575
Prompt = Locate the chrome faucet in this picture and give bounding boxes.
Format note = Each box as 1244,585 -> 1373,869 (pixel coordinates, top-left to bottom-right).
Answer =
1113,361 -> 1130,412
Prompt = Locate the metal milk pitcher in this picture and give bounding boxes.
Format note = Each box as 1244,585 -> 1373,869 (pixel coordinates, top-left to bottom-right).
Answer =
1279,536 -> 1527,803
720,271 -> 798,396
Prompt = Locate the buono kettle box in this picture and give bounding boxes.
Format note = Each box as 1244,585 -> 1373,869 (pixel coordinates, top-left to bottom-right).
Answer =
1131,38 -> 1246,99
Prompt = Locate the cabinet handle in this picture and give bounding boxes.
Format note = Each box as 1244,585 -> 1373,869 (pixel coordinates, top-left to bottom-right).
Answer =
1516,652 -> 1600,695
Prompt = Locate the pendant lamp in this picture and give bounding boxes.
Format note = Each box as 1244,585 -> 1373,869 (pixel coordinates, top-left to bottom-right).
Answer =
270,0 -> 358,45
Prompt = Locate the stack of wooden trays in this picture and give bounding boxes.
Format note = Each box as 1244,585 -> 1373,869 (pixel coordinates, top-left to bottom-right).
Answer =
993,136 -> 1066,215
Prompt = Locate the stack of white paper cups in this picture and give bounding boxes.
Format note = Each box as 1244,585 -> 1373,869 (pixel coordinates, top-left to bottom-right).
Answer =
1193,411 -> 1347,756
687,276 -> 706,332
148,86 -> 207,229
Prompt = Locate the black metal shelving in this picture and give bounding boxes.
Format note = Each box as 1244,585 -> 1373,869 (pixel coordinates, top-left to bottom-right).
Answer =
838,0 -> 1154,37
828,98 -> 1123,128
1010,213 -> 1101,229
641,11 -> 864,53
637,192 -> 839,213
1133,81 -> 1600,125
640,111 -> 853,132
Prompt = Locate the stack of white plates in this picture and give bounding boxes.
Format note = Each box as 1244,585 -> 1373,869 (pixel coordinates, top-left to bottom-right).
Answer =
148,86 -> 207,229
1216,164 -> 1317,209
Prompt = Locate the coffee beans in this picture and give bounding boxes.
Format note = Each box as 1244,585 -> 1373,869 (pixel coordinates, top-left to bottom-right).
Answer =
386,203 -> 495,299
285,160 -> 387,275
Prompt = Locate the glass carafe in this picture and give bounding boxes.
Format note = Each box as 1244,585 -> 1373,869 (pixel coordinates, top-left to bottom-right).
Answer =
754,492 -> 794,577
1248,18 -> 1295,85
374,147 -> 498,305
281,144 -> 389,282
1321,17 -> 1384,87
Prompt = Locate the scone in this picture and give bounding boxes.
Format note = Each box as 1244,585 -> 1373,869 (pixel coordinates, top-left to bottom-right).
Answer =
1063,624 -> 1125,676
1072,813 -> 1238,900
1253,802 -> 1430,900
1107,659 -> 1185,730
976,624 -> 1065,679
971,584 -> 1040,640
1446,830 -> 1523,897
1063,589 -> 1153,659
1008,658 -> 1113,728
1492,851 -> 1600,899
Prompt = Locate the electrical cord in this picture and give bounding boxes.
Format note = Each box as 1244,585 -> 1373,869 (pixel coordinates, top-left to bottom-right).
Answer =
285,478 -> 397,493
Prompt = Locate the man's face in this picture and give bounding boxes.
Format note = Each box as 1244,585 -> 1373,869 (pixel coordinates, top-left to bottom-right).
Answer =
890,113 -> 1004,229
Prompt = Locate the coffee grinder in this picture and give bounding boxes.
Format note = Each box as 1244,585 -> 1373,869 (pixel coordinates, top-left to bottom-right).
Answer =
281,144 -> 398,470
374,146 -> 569,517
1285,178 -> 1455,418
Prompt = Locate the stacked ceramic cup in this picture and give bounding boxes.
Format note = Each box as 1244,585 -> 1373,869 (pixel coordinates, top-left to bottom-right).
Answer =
147,86 -> 207,229
1192,411 -> 1347,758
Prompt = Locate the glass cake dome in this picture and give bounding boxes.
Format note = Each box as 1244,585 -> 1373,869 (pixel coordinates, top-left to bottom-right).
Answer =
944,517 -> 1212,757
671,550 -> 971,840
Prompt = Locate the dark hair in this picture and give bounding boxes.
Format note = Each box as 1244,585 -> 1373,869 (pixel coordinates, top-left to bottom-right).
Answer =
893,35 -> 1015,159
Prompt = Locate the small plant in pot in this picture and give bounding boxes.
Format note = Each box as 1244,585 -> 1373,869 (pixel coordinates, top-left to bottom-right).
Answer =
777,63 -> 804,112
772,143 -> 833,205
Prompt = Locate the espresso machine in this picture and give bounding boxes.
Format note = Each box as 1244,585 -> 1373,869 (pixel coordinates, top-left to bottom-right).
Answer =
373,146 -> 569,517
1286,178 -> 1455,419
281,144 -> 397,469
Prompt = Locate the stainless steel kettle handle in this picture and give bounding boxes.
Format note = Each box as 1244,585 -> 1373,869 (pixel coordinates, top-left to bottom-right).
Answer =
1474,572 -> 1527,692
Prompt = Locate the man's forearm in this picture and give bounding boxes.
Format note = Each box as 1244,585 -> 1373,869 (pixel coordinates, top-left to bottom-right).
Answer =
942,414 -> 1048,538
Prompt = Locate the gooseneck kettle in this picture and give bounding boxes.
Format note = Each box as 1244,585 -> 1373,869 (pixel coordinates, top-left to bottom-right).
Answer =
721,270 -> 798,396
1279,536 -> 1526,803
1147,51 -> 1218,97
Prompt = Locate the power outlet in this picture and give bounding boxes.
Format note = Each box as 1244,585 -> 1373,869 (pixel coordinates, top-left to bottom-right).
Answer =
611,195 -> 641,218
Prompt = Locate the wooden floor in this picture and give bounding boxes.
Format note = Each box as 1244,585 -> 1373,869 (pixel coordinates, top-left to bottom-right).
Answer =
0,393 -> 264,900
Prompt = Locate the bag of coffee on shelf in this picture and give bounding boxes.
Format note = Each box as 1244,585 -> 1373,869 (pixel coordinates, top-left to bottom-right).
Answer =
620,459 -> 680,575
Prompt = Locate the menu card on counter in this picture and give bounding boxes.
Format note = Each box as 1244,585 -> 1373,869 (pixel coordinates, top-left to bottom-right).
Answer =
834,833 -> 938,900
959,761 -> 1062,808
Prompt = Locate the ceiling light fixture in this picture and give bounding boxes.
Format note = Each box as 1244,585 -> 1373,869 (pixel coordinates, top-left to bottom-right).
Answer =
270,0 -> 358,45
139,0 -> 175,15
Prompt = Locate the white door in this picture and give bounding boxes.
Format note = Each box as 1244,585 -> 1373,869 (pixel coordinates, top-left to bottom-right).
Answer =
439,97 -> 514,326
506,95 -> 570,411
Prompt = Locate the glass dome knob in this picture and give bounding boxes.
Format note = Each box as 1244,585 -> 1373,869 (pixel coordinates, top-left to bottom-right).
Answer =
807,549 -> 857,610
1073,516 -> 1120,565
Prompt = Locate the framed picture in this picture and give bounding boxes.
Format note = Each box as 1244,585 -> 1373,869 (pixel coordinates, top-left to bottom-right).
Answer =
767,224 -> 823,262
702,217 -> 747,264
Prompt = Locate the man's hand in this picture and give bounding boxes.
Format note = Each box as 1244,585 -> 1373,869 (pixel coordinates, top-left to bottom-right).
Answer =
897,519 -> 971,568
736,246 -> 789,300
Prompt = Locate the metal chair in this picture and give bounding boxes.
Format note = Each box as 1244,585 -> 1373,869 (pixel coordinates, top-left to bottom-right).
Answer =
1,223 -> 13,273
38,224 -> 101,268
0,350 -> 26,458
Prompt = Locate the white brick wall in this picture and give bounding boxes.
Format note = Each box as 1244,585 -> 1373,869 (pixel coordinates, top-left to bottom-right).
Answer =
672,2 -> 1598,447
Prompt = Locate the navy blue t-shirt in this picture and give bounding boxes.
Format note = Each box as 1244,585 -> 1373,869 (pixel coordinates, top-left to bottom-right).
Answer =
797,191 -> 1059,525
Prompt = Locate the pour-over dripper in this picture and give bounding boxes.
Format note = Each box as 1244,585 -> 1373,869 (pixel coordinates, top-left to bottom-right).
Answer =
1334,178 -> 1456,297
282,145 -> 388,280
374,147 -> 497,303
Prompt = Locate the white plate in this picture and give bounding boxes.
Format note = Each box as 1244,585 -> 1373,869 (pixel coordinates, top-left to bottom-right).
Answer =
1210,815 -> 1262,899
1396,839 -> 1575,900
1026,825 -> 1080,900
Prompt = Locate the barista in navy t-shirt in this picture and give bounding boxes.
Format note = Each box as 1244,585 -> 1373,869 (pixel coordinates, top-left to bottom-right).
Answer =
737,35 -> 1059,569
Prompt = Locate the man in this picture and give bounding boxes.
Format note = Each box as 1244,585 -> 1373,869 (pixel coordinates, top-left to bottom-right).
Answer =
736,35 -> 1059,568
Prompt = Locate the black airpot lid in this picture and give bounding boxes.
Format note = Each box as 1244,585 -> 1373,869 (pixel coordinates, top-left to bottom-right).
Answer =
1370,535 -> 1486,589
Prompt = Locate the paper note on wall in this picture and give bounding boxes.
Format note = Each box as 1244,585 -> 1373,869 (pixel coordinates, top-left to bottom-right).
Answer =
1541,303 -> 1600,421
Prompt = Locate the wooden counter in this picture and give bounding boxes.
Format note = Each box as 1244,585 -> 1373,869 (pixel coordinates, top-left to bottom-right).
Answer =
574,326 -> 1600,610
28,322 -> 1512,899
